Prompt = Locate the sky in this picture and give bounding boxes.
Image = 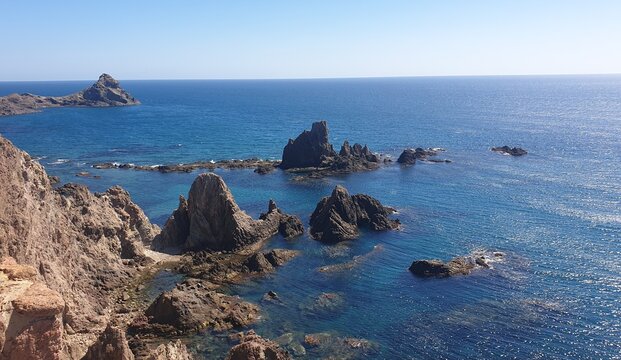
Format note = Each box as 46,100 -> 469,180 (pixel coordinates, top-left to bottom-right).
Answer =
1,0 -> 620,81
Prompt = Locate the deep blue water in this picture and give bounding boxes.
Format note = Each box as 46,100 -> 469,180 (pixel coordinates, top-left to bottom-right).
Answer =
1,76 -> 620,359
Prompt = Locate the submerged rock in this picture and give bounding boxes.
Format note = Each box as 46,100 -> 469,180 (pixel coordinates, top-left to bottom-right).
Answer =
491,146 -> 528,156
153,173 -> 303,252
309,185 -> 399,242
0,73 -> 140,116
226,330 -> 291,360
278,121 -> 381,176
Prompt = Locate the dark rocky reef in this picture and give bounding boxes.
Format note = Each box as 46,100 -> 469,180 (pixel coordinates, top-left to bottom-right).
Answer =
491,146 -> 528,156
278,121 -> 381,176
152,173 -> 303,252
94,158 -> 279,173
397,147 -> 450,165
409,250 -> 504,277
309,185 -> 399,242
0,73 -> 140,116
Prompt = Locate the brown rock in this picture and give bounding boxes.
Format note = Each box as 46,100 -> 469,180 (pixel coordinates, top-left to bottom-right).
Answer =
0,260 -> 65,359
0,134 -> 159,355
153,174 -> 301,252
83,324 -> 135,360
141,281 -> 260,334
226,330 -> 291,360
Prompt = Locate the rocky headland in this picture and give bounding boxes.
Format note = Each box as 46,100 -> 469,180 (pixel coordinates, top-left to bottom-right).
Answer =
0,134 -> 307,359
309,185 -> 399,242
0,74 -> 140,117
491,146 -> 528,156
278,121 -> 381,177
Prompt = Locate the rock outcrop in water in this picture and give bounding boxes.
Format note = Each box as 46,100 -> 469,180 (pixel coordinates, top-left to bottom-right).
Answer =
397,147 -> 446,165
309,185 -> 399,242
278,121 -> 381,176
491,146 -> 528,156
0,134 -> 159,357
153,173 -> 303,252
409,251 -> 504,277
0,73 -> 140,116
132,280 -> 260,334
226,330 -> 291,360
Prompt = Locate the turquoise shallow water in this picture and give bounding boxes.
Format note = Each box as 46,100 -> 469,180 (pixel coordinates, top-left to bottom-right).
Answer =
1,76 -> 620,358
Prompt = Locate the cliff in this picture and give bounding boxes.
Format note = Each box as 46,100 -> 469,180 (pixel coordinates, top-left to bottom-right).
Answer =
0,134 -> 159,357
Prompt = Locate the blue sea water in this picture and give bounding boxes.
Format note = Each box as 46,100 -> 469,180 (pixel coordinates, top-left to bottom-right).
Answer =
1,76 -> 620,359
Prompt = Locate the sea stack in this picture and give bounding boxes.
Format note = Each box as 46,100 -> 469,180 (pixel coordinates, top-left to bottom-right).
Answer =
279,120 -> 336,169
278,121 -> 381,176
152,173 -> 303,252
309,185 -> 399,242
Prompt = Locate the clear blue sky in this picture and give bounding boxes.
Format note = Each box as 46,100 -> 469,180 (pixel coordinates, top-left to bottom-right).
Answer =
2,0 -> 620,81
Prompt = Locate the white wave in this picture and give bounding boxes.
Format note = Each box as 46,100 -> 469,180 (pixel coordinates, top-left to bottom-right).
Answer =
49,158 -> 70,165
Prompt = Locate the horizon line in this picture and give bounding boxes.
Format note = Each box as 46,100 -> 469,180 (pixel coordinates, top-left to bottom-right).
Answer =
1,72 -> 620,83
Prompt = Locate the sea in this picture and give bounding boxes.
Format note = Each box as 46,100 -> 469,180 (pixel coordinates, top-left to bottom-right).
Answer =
0,75 -> 620,359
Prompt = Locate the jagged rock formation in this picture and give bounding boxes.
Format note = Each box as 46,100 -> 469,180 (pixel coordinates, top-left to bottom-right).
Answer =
153,173 -> 303,252
309,185 -> 399,242
0,135 -> 159,356
409,251 -> 504,277
0,257 -> 66,360
0,73 -> 140,116
491,146 -> 528,156
278,121 -> 380,176
226,330 -> 291,360
279,121 -> 335,169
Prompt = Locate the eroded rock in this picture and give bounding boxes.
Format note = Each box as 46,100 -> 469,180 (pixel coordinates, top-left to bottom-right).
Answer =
409,250 -> 504,277
279,121 -> 381,176
226,330 -> 291,360
153,174 -> 302,252
310,185 -> 399,242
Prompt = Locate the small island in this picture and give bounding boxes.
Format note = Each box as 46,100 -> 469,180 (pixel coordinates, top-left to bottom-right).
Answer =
0,74 -> 139,117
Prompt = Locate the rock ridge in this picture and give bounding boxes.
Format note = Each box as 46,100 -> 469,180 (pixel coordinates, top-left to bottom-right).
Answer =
0,73 -> 140,117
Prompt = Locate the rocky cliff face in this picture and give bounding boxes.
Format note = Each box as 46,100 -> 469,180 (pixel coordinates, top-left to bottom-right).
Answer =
309,186 -> 399,242
278,121 -> 380,176
153,173 -> 303,252
0,134 -> 159,357
0,73 -> 140,116
0,257 -> 65,359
